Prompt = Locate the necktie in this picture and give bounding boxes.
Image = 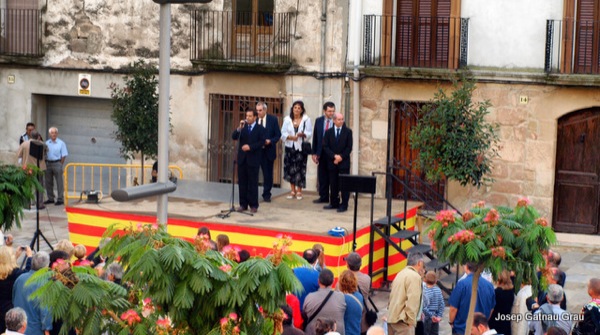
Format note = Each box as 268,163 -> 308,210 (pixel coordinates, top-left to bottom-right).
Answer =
336,128 -> 340,140
325,119 -> 330,131
247,125 -> 252,134
259,118 -> 263,126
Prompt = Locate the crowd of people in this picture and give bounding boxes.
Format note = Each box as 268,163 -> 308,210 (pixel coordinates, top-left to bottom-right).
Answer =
0,236 -> 122,335
387,250 -> 600,335
232,100 -> 353,214
2,226 -> 600,335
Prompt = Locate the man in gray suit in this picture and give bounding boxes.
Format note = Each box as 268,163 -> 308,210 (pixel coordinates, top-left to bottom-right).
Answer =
303,268 -> 347,335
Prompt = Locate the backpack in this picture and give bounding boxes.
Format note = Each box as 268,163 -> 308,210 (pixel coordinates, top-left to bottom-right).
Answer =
539,303 -> 557,332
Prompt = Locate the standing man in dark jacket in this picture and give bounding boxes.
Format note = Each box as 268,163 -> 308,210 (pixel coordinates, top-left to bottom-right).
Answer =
232,109 -> 266,213
256,101 -> 281,202
322,112 -> 352,213
311,102 -> 336,204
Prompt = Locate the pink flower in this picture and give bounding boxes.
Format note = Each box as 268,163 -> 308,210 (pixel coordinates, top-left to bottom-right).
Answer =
517,197 -> 531,208
220,317 -> 229,326
120,309 -> 141,326
229,312 -> 238,320
483,209 -> 500,224
51,259 -> 66,270
143,298 -> 152,306
151,223 -> 159,230
435,210 -> 457,224
535,218 -> 548,227
474,201 -> 486,208
219,264 -> 232,272
156,316 -> 172,329
136,223 -> 144,231
222,245 -> 241,262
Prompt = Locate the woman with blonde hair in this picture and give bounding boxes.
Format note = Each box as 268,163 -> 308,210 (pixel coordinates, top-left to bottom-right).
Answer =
338,270 -> 363,335
313,243 -> 326,272
0,245 -> 32,331
54,239 -> 74,259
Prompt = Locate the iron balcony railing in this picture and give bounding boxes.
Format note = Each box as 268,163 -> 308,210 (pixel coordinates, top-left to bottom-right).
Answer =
545,19 -> 600,74
362,15 -> 468,69
190,10 -> 292,67
0,8 -> 42,57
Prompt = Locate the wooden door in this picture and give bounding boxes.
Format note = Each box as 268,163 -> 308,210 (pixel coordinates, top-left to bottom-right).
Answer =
553,109 -> 600,233
392,101 -> 446,210
233,0 -> 274,59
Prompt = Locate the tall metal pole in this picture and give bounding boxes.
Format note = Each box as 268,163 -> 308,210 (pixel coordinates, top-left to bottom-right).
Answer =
157,3 -> 171,225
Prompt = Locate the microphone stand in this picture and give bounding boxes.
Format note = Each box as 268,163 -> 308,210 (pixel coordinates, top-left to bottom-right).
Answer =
218,122 -> 253,219
28,141 -> 53,251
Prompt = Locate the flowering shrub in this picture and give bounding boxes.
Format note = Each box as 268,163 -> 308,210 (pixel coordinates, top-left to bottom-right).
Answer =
426,198 -> 556,335
0,164 -> 43,231
30,224 -> 304,335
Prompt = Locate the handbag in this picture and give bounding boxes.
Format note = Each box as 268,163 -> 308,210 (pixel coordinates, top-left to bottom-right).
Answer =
301,120 -> 312,154
360,289 -> 378,327
301,290 -> 334,330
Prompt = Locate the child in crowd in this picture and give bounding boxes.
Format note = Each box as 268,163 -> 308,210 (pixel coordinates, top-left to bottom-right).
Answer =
422,271 -> 444,335
572,278 -> 600,335
314,318 -> 341,335
217,234 -> 230,252
72,244 -> 88,266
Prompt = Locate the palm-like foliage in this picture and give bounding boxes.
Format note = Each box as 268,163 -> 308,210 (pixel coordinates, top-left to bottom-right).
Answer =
0,164 -> 43,231
426,198 -> 556,335
30,224 -> 304,335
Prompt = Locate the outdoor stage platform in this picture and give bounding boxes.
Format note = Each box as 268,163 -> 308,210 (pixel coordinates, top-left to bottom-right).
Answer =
66,180 -> 422,288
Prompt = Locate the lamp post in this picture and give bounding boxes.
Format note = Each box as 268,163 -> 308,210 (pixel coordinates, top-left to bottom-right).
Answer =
153,0 -> 212,224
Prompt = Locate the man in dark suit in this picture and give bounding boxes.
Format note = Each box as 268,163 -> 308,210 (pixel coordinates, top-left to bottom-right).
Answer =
311,102 -> 336,204
256,101 -> 281,202
322,112 -> 353,213
232,109 -> 266,213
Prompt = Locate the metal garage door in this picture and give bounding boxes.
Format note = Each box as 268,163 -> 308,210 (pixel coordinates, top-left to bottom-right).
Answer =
46,96 -> 125,197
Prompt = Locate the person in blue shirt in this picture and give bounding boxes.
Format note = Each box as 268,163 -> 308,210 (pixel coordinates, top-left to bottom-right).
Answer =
293,249 -> 320,311
44,127 -> 68,206
12,251 -> 52,335
449,263 -> 496,335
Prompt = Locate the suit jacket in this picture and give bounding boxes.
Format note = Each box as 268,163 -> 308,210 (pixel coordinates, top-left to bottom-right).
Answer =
322,125 -> 353,170
262,114 -> 281,161
232,123 -> 266,167
17,139 -> 47,170
311,115 -> 329,157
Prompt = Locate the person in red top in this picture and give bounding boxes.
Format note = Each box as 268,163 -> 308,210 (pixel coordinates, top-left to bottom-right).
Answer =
286,293 -> 304,329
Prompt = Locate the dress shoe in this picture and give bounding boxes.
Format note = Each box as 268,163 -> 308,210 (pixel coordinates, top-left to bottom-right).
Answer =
323,205 -> 338,210
54,201 -> 64,206
37,205 -> 46,210
250,207 -> 258,213
236,206 -> 247,212
262,197 -> 271,203
44,200 -> 54,205
313,198 -> 328,204
336,207 -> 348,213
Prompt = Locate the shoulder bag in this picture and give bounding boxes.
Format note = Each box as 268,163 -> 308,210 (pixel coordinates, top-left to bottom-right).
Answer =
301,120 -> 312,154
301,290 -> 334,330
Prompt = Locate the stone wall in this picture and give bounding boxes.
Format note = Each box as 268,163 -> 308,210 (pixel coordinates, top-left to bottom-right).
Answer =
358,77 -> 600,221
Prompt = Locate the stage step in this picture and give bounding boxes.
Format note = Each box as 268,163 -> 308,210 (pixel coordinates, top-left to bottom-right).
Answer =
390,229 -> 419,240
425,258 -> 449,270
373,216 -> 404,225
406,244 -> 432,254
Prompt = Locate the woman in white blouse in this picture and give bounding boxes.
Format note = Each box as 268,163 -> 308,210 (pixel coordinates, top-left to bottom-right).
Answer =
280,100 -> 312,200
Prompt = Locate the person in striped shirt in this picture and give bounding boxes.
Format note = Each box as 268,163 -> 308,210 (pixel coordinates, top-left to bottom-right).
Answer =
422,271 -> 445,335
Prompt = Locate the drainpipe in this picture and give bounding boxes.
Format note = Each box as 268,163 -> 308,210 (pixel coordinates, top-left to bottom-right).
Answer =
320,0 -> 327,102
351,0 -> 361,175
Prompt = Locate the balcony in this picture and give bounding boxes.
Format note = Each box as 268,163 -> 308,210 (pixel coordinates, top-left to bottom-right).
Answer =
0,8 -> 43,63
362,15 -> 468,70
190,11 -> 293,73
545,19 -> 600,75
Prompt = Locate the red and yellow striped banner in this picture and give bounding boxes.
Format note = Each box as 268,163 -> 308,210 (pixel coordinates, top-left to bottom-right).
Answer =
66,206 -> 419,288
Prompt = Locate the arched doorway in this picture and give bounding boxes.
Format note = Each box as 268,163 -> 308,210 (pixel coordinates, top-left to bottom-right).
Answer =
552,108 -> 600,233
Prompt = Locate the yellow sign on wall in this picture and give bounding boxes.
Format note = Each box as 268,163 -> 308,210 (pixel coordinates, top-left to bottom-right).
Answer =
78,74 -> 91,96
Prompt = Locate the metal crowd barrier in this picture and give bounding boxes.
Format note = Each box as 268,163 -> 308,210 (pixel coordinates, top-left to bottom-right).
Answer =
63,163 -> 183,206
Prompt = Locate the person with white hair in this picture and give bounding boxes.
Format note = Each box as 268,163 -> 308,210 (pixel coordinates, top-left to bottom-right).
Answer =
44,127 -> 68,206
